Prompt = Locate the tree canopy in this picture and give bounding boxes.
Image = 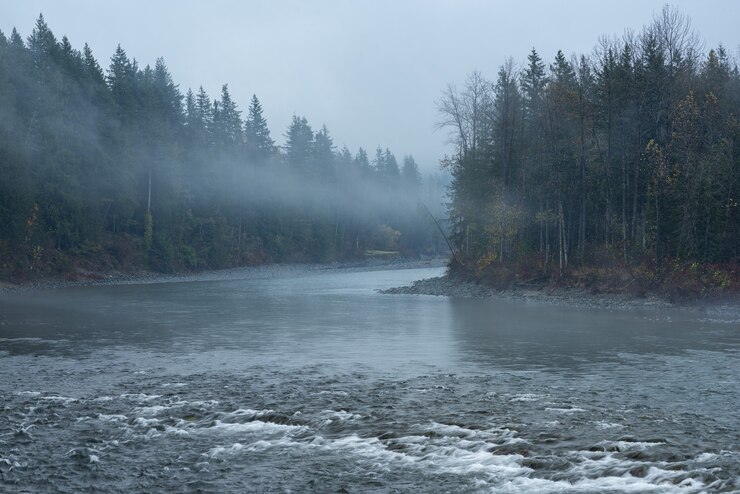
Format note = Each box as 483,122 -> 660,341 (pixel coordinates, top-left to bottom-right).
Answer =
438,6 -> 739,287
0,15 -> 447,278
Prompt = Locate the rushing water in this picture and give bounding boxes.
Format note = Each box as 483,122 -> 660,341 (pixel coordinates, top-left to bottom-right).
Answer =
0,265 -> 738,493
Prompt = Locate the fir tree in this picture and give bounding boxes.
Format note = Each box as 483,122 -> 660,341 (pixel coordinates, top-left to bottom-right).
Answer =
244,94 -> 275,163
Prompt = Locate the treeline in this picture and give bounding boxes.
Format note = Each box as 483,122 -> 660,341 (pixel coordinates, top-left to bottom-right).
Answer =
439,7 -> 739,286
0,15 -> 447,278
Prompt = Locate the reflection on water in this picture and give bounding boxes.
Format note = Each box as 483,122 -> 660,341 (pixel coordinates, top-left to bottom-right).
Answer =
1,266 -> 738,492
449,297 -> 740,369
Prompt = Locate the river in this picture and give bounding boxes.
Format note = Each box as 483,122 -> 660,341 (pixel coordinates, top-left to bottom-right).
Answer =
0,265 -> 738,493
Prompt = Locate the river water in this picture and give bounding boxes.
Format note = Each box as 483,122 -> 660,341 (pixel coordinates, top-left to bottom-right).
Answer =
0,265 -> 738,493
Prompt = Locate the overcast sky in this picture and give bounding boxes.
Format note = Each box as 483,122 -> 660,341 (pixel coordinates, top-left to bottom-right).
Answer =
3,1 -> 739,171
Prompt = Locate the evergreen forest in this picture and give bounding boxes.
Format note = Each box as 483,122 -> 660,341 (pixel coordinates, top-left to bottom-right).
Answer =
438,7 -> 738,296
0,15 -> 446,280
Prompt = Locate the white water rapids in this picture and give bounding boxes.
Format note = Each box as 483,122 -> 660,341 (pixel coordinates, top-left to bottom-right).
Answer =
1,265 -> 738,492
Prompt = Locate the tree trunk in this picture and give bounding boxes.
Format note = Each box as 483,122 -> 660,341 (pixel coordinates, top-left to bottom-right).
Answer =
558,221 -> 563,276
622,153 -> 627,264
579,88 -> 586,262
147,168 -> 152,212
655,190 -> 661,269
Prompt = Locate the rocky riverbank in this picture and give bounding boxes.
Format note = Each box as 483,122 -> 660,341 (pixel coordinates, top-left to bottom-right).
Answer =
380,274 -> 740,316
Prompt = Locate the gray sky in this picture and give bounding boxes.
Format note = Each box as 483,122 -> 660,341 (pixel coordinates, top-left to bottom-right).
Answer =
3,0 -> 739,171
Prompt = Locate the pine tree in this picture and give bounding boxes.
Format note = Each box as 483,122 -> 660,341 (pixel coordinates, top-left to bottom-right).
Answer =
354,147 -> 371,175
107,44 -> 138,121
284,115 -> 314,168
313,124 -> 335,176
82,43 -> 104,83
213,84 -> 241,147
26,14 -> 58,71
383,148 -> 400,178
193,86 -> 213,146
520,48 -> 548,236
521,48 -> 547,126
152,57 -> 183,130
402,155 -> 421,189
9,28 -> 24,50
491,59 -> 522,195
244,94 -> 275,163
335,146 -> 354,180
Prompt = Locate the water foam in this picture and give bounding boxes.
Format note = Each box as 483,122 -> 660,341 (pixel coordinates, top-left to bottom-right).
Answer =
208,420 -> 306,434
509,393 -> 545,402
545,407 -> 586,413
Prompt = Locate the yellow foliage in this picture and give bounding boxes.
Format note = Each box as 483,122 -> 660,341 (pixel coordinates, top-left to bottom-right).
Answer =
476,252 -> 498,273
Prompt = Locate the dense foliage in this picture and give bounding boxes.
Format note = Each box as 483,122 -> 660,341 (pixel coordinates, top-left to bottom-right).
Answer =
0,15 -> 447,278
439,7 -> 739,287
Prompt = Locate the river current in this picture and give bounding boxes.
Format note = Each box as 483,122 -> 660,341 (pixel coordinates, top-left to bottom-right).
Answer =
0,265 -> 738,493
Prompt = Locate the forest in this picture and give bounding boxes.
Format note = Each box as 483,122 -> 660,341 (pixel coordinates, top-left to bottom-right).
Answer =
438,7 -> 739,297
0,15 -> 447,280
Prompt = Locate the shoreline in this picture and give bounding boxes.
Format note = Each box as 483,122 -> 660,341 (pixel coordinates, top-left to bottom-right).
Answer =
0,257 -> 447,293
3,257 -> 736,317
380,274 -> 740,315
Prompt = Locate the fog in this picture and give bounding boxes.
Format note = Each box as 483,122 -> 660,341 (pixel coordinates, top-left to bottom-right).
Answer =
1,4 -> 739,491
0,15 -> 451,270
2,2 -> 739,274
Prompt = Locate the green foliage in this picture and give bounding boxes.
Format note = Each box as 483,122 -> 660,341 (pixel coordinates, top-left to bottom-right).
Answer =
143,211 -> 153,252
439,6 -> 739,285
244,94 -> 275,163
285,115 -> 314,168
0,14 -> 447,280
149,231 -> 175,272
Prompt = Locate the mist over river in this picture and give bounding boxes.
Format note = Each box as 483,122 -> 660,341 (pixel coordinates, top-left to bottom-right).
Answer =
1,265 -> 738,493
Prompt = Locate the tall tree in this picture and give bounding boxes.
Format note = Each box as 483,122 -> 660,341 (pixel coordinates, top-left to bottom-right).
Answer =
402,155 -> 421,189
244,94 -> 275,163
313,124 -> 335,178
284,115 -> 313,168
213,84 -> 242,148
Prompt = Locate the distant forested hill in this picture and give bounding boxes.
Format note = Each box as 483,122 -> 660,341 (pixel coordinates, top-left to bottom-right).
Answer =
438,7 -> 738,297
0,15 -> 448,280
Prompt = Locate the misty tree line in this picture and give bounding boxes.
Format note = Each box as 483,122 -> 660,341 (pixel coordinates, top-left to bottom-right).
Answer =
439,7 -> 739,279
0,15 -> 446,276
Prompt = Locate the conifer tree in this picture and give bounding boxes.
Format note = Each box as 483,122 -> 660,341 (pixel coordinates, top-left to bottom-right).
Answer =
285,115 -> 314,168
383,148 -> 400,178
402,155 -> 421,189
244,94 -> 275,163
354,147 -> 371,175
214,84 -> 242,147
313,124 -> 335,176
107,45 -> 137,121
